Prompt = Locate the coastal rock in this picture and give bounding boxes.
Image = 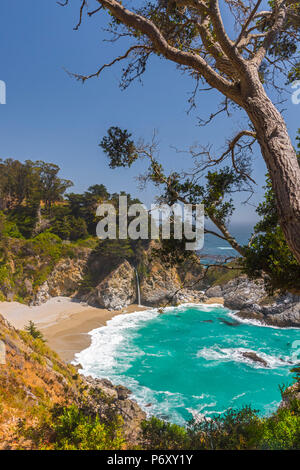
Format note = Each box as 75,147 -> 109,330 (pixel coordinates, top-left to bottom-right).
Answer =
241,351 -> 269,368
206,285 -> 223,298
222,276 -> 266,310
141,262 -> 182,306
209,275 -> 300,327
85,260 -> 136,310
83,376 -> 146,443
33,250 -> 91,305
280,383 -> 300,409
172,289 -> 207,305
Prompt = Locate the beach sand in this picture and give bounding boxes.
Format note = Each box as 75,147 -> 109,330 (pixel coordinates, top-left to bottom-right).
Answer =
0,296 -> 223,362
0,297 -> 147,362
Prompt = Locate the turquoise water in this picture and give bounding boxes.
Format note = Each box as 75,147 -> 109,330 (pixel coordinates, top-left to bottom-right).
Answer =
76,305 -> 300,425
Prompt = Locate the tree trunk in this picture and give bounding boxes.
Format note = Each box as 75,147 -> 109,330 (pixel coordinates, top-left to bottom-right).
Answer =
209,213 -> 246,257
243,76 -> 300,264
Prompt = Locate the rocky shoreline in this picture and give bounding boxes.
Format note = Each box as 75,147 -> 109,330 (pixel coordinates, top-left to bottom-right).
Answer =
206,275 -> 300,328
83,376 -> 146,444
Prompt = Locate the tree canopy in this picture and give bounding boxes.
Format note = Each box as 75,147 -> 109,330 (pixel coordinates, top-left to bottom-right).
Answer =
61,0 -> 300,264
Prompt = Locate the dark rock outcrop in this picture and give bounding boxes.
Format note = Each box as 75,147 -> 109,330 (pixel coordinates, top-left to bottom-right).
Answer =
83,376 -> 146,443
241,351 -> 269,368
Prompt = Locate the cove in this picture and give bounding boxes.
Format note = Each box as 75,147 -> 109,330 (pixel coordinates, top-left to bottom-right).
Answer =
75,304 -> 300,425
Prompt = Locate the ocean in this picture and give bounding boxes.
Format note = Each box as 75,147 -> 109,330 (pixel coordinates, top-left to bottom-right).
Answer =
75,304 -> 300,425
199,222 -> 253,262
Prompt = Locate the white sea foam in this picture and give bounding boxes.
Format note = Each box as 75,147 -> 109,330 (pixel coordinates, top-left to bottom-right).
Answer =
74,302 -> 226,374
232,392 -> 246,401
227,310 -> 300,330
74,303 -> 227,424
74,308 -> 159,374
196,345 -> 293,369
186,403 -> 228,423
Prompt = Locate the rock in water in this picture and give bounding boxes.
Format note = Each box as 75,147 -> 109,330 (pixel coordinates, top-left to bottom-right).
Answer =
241,351 -> 269,368
218,317 -> 240,326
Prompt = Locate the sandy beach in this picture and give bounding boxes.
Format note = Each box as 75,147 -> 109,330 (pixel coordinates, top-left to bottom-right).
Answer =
0,297 -> 147,362
0,296 -> 223,362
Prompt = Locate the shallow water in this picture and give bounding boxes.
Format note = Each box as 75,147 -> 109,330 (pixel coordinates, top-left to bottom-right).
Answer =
75,305 -> 300,425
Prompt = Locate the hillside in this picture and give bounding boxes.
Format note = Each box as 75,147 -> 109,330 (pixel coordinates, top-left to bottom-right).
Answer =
0,314 -> 145,450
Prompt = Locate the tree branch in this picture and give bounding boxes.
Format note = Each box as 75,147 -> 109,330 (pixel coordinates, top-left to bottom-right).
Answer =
68,45 -> 152,82
96,0 -> 241,101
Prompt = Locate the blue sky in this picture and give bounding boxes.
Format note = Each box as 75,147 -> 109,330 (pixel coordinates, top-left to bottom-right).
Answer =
0,1 -> 299,230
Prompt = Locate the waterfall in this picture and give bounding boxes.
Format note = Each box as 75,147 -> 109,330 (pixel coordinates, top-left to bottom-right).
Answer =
135,268 -> 141,306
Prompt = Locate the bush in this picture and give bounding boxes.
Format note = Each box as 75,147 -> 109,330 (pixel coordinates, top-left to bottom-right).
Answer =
30,232 -> 62,261
141,417 -> 188,450
140,402 -> 300,450
50,215 -> 88,241
187,406 -> 264,450
48,405 -> 125,450
261,407 -> 300,449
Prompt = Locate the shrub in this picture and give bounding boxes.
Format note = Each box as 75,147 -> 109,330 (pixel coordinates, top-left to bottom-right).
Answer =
140,402 -> 300,450
30,232 -> 62,261
141,417 -> 188,450
261,407 -> 300,450
49,405 -> 125,450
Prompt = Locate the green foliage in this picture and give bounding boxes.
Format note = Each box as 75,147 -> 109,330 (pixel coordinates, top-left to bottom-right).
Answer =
261,407 -> 300,450
30,232 -> 63,261
6,205 -> 38,238
36,161 -> 73,214
50,214 -> 88,241
66,184 -> 110,235
188,406 -> 264,450
48,405 -> 125,450
0,211 -> 23,239
96,239 -> 134,261
141,402 -> 300,450
243,174 -> 300,293
100,127 -> 138,168
0,158 -> 73,217
24,321 -> 45,342
141,417 -> 188,450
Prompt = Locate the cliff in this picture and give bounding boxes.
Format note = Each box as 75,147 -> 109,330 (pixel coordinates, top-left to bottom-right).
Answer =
1,235 -> 299,326
31,241 -> 206,309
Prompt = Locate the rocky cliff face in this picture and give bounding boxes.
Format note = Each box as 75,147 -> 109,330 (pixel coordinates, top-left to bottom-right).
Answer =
29,241 -> 300,325
33,250 -> 91,305
138,244 -> 205,307
32,241 -> 206,310
206,275 -> 300,327
82,260 -> 136,310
